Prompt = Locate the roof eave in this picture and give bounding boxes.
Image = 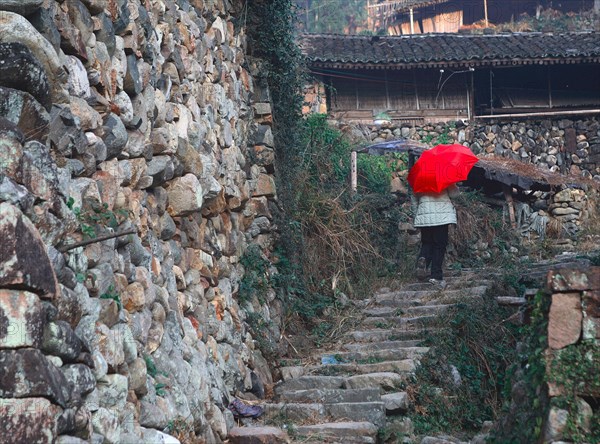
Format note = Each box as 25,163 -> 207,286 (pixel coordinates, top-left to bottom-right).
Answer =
308,57 -> 600,69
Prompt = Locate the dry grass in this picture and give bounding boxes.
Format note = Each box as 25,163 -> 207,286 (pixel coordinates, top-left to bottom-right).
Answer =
300,194 -> 384,297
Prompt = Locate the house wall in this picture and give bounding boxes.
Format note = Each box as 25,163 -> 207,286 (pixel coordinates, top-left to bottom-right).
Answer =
307,68 -> 470,123
304,64 -> 600,123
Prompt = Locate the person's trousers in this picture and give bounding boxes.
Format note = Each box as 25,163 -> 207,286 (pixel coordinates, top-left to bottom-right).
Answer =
418,224 -> 449,280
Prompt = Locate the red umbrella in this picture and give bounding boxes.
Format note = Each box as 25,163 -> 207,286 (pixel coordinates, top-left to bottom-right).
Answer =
408,144 -> 478,193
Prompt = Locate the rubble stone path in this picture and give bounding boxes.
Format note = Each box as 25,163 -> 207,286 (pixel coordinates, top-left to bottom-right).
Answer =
228,257 -> 589,444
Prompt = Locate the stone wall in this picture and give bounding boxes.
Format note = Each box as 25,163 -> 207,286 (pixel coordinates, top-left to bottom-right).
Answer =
543,267 -> 600,443
343,117 -> 600,181
0,0 -> 279,443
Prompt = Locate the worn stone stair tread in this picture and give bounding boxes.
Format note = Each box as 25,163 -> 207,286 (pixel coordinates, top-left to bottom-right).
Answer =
346,328 -> 442,343
342,339 -> 423,351
321,347 -> 429,362
276,387 -> 381,404
362,314 -> 439,328
228,426 -> 289,443
275,376 -> 345,393
326,401 -> 386,427
374,286 -> 488,305
343,372 -> 409,390
400,279 -> 492,291
294,421 -> 378,443
305,359 -> 416,376
264,402 -> 386,426
361,294 -> 480,312
264,403 -> 325,423
496,296 -> 527,305
404,304 -> 454,316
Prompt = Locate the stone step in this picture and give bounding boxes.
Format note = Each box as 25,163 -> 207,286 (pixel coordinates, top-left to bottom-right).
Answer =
264,402 -> 386,428
343,372 -> 408,391
276,388 -> 381,404
264,403 -> 325,423
404,304 -> 453,317
374,286 -> 487,306
321,347 -> 429,363
496,296 -> 526,306
327,402 -> 386,428
309,359 -> 416,376
282,359 -> 417,378
361,294 -> 478,313
345,328 -> 441,343
362,314 -> 439,328
342,339 -> 423,352
274,376 -> 344,394
400,278 -> 492,291
294,421 -> 379,444
229,426 -> 289,443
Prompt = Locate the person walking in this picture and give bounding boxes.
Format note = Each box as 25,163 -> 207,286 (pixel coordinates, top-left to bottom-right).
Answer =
412,184 -> 459,289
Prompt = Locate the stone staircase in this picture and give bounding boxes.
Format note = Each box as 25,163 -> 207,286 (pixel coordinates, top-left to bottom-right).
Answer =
258,270 -> 499,443
228,256 -> 592,443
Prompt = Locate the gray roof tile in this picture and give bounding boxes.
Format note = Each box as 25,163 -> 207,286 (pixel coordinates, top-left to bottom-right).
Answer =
301,32 -> 600,67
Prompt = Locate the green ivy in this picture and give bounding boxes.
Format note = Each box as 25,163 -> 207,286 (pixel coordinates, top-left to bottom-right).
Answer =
489,290 -> 551,443
547,341 -> 600,443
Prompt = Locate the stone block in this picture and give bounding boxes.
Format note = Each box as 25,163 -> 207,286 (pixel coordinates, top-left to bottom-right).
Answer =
544,407 -> 568,442
165,174 -> 204,217
548,293 -> 582,349
343,372 -> 406,391
381,391 -> 410,413
0,348 -> 70,407
0,289 -> 44,348
0,397 -> 59,444
548,268 -> 597,292
0,202 -> 59,299
252,174 -> 276,198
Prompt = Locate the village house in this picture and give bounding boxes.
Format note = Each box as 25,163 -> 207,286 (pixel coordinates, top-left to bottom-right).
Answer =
301,31 -> 600,124
367,0 -> 595,35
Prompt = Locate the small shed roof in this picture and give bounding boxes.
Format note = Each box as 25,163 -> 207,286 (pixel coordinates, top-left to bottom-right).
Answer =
301,32 -> 600,69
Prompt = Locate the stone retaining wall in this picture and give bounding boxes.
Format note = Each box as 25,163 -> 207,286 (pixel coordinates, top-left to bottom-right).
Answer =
543,267 -> 600,443
342,117 -> 600,180
0,0 -> 279,442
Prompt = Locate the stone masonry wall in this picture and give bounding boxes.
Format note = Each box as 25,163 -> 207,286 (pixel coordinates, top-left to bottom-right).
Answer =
0,0 -> 279,443
543,267 -> 600,442
344,117 -> 600,181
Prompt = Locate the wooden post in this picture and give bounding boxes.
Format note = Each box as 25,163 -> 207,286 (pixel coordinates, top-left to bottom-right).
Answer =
351,151 -> 357,194
484,0 -> 489,27
409,8 -> 415,34
503,185 -> 517,228
548,66 -> 553,109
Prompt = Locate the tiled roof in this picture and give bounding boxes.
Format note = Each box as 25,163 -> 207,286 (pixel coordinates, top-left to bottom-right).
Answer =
300,32 -> 600,68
